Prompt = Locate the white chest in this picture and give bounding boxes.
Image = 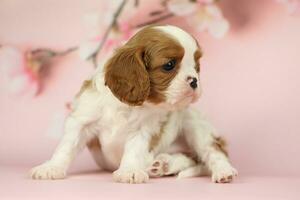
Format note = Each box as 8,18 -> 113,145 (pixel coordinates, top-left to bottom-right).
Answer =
92,104 -> 169,170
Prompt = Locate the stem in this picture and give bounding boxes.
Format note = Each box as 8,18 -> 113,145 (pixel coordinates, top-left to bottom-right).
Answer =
87,0 -> 128,68
1,0 -> 176,69
150,10 -> 165,16
57,46 -> 78,56
31,46 -> 78,57
135,13 -> 174,28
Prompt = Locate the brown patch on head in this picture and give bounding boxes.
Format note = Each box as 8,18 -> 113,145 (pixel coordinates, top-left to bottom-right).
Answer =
194,49 -> 202,73
104,26 -> 184,105
213,136 -> 228,157
142,28 -> 184,104
190,34 -> 202,73
149,113 -> 171,152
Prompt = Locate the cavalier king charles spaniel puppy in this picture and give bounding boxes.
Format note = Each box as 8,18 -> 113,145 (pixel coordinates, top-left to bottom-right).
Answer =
30,25 -> 237,183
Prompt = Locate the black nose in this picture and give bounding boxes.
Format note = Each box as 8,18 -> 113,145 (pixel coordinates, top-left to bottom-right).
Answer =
190,78 -> 197,89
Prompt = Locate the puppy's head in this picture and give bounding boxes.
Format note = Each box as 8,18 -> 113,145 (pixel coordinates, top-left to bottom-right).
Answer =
105,25 -> 202,107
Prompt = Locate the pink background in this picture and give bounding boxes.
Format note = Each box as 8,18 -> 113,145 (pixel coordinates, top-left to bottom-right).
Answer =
0,1 -> 300,198
1,0 -> 300,176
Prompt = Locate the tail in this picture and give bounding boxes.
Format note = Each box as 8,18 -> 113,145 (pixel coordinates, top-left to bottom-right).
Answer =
177,164 -> 210,179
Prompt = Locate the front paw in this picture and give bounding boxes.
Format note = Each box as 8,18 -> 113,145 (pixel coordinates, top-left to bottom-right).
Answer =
113,169 -> 149,184
30,161 -> 66,180
211,164 -> 238,183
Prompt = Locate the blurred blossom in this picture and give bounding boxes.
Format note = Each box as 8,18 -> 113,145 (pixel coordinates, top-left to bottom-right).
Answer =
119,0 -> 137,22
104,21 -> 136,52
79,19 -> 136,60
79,36 -> 102,60
197,0 -> 215,4
277,0 -> 300,14
0,46 -> 56,96
83,12 -> 112,39
79,12 -> 111,60
167,0 -> 216,16
0,46 -> 42,96
166,0 -> 229,38
167,0 -> 198,16
79,0 -> 137,61
79,0 -> 113,60
80,0 -> 230,62
190,4 -> 229,38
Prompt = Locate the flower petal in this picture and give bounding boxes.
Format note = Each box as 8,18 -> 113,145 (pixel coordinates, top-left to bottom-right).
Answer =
167,0 -> 198,16
197,0 -> 215,4
27,81 -> 39,97
8,75 -> 28,94
287,0 -> 300,14
205,4 -> 222,18
208,18 -> 230,38
189,8 -> 209,32
0,46 -> 24,76
78,40 -> 100,60
83,12 -> 112,38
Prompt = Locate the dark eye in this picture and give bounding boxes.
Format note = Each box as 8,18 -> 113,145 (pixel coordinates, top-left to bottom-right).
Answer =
162,59 -> 176,71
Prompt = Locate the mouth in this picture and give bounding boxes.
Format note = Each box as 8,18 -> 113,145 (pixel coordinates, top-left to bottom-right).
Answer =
175,91 -> 199,105
188,93 -> 200,103
191,95 -> 199,103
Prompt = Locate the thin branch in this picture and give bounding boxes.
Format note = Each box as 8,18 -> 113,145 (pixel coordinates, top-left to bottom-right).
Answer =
87,0 -> 128,68
31,46 -> 78,57
136,13 -> 174,28
56,46 -> 78,56
1,0 -> 177,69
161,0 -> 169,7
150,10 -> 165,16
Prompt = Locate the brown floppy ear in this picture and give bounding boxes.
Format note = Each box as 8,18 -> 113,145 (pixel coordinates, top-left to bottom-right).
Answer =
104,46 -> 150,106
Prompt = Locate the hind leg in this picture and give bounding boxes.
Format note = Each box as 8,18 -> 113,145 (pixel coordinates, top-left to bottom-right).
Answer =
147,153 -> 196,178
182,110 -> 238,183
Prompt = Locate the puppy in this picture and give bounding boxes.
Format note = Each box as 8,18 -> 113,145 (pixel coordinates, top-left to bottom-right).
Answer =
30,25 -> 237,183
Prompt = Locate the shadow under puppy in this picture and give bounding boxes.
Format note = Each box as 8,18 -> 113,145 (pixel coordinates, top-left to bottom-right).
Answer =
30,25 -> 237,183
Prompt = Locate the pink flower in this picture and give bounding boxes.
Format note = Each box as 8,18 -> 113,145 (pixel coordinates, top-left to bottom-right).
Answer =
189,4 -> 229,38
79,37 -> 102,60
79,8 -> 136,60
166,0 -> 229,38
197,0 -> 215,4
167,0 -> 198,16
167,0 -> 216,16
0,46 -> 53,96
79,19 -> 135,61
0,46 -> 40,96
104,21 -> 135,52
79,12 -> 111,60
277,0 -> 300,14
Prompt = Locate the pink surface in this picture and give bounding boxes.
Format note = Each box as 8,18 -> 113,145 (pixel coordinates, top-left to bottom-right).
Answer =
1,166 -> 300,200
0,0 -> 300,199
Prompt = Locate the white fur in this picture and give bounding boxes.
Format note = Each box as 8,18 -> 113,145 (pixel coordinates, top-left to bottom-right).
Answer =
30,25 -> 237,183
